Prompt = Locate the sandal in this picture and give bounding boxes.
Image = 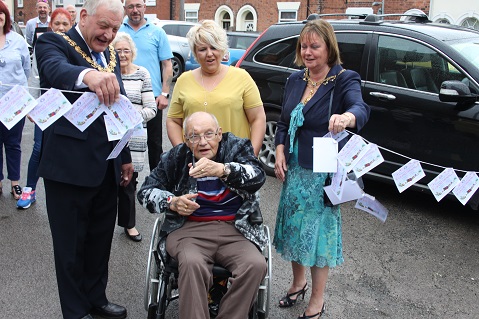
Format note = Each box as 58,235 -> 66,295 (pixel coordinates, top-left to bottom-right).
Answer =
279,283 -> 308,308
11,185 -> 22,200
298,303 -> 326,319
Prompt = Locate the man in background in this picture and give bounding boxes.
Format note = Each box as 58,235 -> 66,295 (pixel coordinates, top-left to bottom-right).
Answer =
120,0 -> 173,171
65,4 -> 77,25
25,0 -> 50,46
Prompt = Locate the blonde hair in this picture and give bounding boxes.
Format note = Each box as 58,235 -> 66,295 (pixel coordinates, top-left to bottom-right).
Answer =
187,20 -> 228,61
294,19 -> 342,67
112,32 -> 137,60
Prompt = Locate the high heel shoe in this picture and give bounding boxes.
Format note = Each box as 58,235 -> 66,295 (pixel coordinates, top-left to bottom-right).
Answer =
279,283 -> 308,308
298,303 -> 326,319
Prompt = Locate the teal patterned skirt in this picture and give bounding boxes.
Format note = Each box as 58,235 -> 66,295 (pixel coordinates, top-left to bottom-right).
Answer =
273,143 -> 344,268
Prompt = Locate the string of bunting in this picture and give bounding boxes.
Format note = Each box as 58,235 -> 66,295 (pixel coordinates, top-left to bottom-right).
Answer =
1,83 -> 478,213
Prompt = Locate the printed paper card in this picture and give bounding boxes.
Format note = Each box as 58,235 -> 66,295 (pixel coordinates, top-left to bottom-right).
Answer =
337,134 -> 368,172
131,123 -> 147,138
427,168 -> 460,202
330,162 -> 347,200
64,92 -> 105,132
452,172 -> 479,206
107,128 -> 135,160
323,130 -> 349,143
313,137 -> 338,173
103,95 -> 143,134
324,179 -> 364,205
391,159 -> 426,193
0,85 -> 38,130
28,88 -> 72,131
355,194 -> 388,222
352,143 -> 385,178
104,115 -> 123,141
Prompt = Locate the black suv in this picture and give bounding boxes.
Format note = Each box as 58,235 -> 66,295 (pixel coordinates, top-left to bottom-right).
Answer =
237,14 -> 479,194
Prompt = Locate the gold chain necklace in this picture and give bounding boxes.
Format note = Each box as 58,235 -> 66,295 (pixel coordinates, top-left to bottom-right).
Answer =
60,32 -> 117,73
200,70 -> 221,110
302,68 -> 345,104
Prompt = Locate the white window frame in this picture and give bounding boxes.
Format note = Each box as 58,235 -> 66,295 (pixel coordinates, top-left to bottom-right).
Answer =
17,0 -> 23,8
184,3 -> 200,23
277,2 -> 300,23
75,0 -> 84,6
57,0 -> 64,6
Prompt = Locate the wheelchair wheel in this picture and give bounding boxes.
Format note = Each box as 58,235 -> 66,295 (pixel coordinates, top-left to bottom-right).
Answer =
144,217 -> 162,311
256,225 -> 272,319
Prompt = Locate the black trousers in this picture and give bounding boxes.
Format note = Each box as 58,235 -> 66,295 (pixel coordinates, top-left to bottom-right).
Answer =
44,163 -> 118,319
147,106 -> 163,171
117,172 -> 138,229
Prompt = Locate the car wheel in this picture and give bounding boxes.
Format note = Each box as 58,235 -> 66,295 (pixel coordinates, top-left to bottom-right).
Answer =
259,111 -> 280,177
171,56 -> 183,82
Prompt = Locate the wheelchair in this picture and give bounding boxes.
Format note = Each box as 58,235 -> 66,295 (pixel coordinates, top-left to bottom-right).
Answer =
144,216 -> 272,319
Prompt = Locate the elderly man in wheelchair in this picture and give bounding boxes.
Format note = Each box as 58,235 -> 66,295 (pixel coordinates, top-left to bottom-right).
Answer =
138,112 -> 269,319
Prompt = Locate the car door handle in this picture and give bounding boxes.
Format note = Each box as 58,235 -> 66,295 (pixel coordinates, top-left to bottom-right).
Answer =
370,92 -> 396,100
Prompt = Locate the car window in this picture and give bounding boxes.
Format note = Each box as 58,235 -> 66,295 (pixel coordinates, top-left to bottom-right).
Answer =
229,35 -> 257,50
375,35 -> 470,94
178,25 -> 193,37
336,33 -> 367,74
254,37 -> 299,68
161,25 -> 177,36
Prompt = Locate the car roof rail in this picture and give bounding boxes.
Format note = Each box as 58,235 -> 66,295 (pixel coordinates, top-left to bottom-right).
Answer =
306,13 -> 368,22
359,13 -> 431,24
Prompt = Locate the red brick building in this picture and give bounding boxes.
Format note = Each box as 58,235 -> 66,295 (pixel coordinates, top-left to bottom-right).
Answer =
14,0 -> 431,31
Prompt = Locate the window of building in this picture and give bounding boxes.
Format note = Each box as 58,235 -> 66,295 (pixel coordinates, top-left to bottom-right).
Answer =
17,0 -> 23,8
57,0 -> 64,6
436,18 -> 450,24
236,5 -> 257,31
222,12 -> 231,30
277,2 -> 300,23
184,3 -> 200,23
75,0 -> 84,6
461,17 -> 479,30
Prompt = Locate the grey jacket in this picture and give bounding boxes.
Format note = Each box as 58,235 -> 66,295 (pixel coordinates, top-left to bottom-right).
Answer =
137,133 -> 268,257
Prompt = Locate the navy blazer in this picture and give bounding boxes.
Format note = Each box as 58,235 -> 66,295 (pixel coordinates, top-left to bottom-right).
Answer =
275,65 -> 370,169
35,28 -> 131,187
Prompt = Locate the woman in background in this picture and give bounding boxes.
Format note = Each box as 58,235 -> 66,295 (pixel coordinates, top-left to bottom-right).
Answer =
0,1 -> 30,199
113,32 -> 156,242
17,8 -> 72,209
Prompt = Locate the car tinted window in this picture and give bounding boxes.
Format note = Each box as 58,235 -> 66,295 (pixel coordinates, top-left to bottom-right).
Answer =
254,37 -> 299,68
375,35 -> 469,94
336,33 -> 367,74
162,25 -> 177,36
178,25 -> 193,37
229,35 -> 257,50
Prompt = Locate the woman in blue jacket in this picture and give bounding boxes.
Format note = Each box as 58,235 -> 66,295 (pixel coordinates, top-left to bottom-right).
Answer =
273,19 -> 370,319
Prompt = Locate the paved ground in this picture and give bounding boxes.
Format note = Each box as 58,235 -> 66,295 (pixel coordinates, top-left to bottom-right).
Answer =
1,117 -> 479,319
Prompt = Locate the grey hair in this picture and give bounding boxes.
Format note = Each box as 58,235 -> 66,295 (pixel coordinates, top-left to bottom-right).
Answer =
186,20 -> 229,61
83,0 -> 124,16
183,112 -> 220,135
112,32 -> 137,60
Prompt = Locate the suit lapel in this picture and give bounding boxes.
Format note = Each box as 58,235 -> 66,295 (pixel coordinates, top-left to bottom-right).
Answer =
67,28 -> 93,60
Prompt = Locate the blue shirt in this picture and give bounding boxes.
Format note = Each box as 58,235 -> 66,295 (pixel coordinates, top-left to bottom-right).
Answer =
25,16 -> 50,46
0,31 -> 30,98
119,17 -> 173,96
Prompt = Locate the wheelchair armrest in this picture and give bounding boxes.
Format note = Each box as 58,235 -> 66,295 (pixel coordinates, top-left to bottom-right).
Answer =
248,210 -> 263,225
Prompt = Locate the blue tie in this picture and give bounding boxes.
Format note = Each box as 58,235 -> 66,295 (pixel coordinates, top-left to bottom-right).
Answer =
91,51 -> 105,67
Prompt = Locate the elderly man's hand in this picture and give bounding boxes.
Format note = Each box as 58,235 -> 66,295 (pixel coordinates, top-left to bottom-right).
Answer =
83,71 -> 121,106
120,163 -> 134,187
188,157 -> 224,178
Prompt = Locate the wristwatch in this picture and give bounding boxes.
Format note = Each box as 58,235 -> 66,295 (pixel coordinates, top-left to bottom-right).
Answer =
166,195 -> 174,209
221,163 -> 231,179
161,92 -> 170,99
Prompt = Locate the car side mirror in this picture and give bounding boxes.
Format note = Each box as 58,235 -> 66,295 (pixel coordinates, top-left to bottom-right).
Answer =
439,80 -> 478,108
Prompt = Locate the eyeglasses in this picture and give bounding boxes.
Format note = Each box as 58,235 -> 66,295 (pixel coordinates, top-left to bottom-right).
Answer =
126,4 -> 144,10
116,49 -> 131,55
185,129 -> 219,144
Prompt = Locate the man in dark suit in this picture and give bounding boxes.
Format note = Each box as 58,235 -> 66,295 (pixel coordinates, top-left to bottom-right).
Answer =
35,0 -> 133,318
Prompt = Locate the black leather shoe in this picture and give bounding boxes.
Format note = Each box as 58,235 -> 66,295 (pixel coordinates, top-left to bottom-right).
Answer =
124,228 -> 142,242
91,302 -> 127,319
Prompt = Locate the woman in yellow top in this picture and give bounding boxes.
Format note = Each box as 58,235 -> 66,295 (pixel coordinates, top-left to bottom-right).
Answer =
166,20 -> 265,155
